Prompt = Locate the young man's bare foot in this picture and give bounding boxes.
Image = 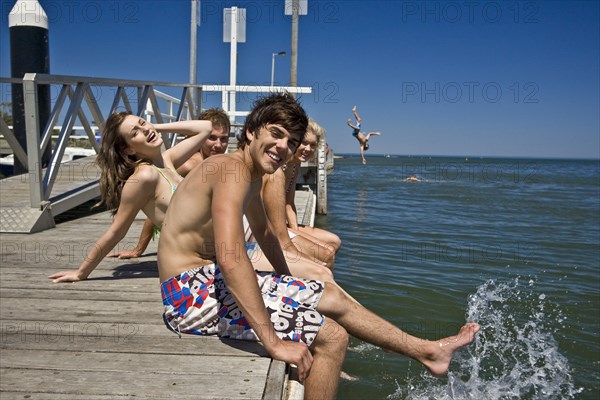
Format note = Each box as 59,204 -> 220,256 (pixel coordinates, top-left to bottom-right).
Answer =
419,322 -> 480,376
340,371 -> 359,381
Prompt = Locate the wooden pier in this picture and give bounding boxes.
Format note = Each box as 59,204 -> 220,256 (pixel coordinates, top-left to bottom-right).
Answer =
0,188 -> 316,399
0,72 -> 328,398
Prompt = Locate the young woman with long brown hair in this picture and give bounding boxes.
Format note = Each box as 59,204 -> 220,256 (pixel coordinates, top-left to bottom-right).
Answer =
49,112 -> 212,282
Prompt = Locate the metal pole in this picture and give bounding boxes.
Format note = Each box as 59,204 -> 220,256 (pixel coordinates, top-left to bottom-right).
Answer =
271,52 -> 286,87
190,0 -> 198,115
22,74 -> 43,207
270,53 -> 275,87
229,7 -> 238,125
290,0 -> 299,93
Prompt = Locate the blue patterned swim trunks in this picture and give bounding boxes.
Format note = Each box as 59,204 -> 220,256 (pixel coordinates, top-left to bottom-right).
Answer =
161,264 -> 325,346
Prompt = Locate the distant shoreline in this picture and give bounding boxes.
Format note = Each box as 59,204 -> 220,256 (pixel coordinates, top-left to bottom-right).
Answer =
333,153 -> 600,161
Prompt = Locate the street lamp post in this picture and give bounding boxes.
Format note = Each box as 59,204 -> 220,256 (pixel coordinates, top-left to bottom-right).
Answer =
270,51 -> 287,87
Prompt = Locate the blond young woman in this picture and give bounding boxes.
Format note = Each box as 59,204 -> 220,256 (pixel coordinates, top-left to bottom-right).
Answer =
283,120 -> 341,268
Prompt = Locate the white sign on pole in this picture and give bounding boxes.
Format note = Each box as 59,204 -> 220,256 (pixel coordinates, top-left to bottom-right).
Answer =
223,7 -> 246,43
284,0 -> 307,16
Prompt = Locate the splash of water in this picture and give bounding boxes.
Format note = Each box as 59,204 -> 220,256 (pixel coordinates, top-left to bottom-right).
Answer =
389,278 -> 582,400
348,341 -> 385,361
349,342 -> 379,354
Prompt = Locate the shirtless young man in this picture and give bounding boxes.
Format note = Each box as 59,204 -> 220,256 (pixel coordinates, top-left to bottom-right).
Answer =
157,93 -> 479,399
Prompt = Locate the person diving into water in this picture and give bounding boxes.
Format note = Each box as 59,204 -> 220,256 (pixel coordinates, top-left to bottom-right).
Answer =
347,105 -> 381,165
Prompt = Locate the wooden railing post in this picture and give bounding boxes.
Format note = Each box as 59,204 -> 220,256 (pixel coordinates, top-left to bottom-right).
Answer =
316,142 -> 328,215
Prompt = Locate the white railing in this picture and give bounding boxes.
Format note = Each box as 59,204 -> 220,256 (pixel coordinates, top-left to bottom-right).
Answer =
0,73 -> 202,210
144,90 -> 193,125
0,74 -> 328,215
2,125 -> 101,141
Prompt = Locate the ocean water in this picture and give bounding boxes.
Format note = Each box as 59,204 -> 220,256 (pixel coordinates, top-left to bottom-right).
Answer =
317,155 -> 599,400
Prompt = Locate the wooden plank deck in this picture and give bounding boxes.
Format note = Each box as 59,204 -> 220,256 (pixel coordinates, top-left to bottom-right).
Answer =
0,187 -> 315,399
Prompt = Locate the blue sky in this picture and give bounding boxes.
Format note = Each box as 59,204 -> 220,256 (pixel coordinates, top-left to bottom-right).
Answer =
1,0 -> 598,158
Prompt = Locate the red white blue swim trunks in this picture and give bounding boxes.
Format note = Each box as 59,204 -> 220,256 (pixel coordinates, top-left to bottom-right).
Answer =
161,264 -> 325,346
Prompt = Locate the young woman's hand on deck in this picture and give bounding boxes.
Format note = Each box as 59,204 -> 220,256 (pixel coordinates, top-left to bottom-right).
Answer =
106,248 -> 143,259
48,269 -> 88,283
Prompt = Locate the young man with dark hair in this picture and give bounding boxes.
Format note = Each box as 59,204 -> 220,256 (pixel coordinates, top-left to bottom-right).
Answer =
158,93 -> 479,399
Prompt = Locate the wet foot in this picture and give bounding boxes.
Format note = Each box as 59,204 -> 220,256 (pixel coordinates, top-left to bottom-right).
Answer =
421,322 -> 480,376
340,371 -> 359,381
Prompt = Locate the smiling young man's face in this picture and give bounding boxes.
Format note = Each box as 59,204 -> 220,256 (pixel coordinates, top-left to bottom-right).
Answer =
200,125 -> 229,158
247,123 -> 301,174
